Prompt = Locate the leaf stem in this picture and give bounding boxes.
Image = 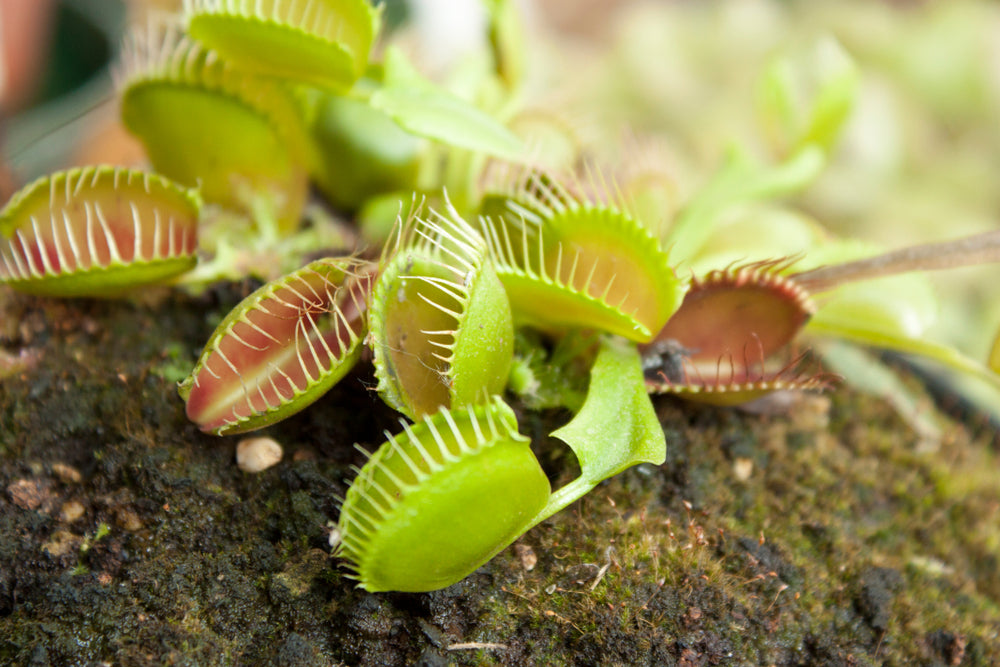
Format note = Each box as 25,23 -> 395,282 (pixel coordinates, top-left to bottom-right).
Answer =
793,230 -> 1000,293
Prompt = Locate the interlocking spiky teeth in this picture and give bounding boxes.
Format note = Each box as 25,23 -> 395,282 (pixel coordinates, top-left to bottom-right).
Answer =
0,166 -> 201,297
179,257 -> 373,435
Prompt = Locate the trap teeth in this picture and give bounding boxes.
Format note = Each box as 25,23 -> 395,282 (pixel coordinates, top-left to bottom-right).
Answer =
369,206 -> 514,420
0,166 -> 201,297
479,170 -> 685,342
336,398 -> 550,593
179,257 -> 373,435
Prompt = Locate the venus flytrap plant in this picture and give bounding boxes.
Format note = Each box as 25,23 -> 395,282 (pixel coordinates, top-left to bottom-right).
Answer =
108,2 -> 523,284
9,2 -> 1000,598
0,166 -> 201,296
336,336 -> 663,592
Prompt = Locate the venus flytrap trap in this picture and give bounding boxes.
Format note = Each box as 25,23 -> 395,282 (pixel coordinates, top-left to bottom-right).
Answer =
336,397 -> 550,592
336,336 -> 664,592
0,166 -> 201,296
119,24 -> 312,233
640,259 -> 830,405
640,231 -> 1000,406
479,170 -> 686,342
183,0 -> 380,91
179,256 -> 373,435
368,202 -> 514,419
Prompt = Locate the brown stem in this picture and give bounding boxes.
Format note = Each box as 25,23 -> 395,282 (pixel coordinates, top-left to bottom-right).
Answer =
791,229 -> 1000,293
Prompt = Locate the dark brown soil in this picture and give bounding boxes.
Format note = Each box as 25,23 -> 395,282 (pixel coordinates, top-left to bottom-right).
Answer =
1,286 -> 998,666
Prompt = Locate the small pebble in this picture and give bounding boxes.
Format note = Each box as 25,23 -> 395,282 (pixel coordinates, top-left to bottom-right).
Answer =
733,457 -> 754,482
7,478 -> 53,511
236,437 -> 283,473
327,523 -> 342,550
60,500 -> 86,523
42,530 -> 80,558
52,463 -> 82,484
115,508 -> 144,532
515,543 -> 537,571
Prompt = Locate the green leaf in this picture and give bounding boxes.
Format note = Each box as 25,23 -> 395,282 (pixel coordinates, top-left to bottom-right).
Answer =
370,48 -> 524,160
665,145 -> 825,263
370,86 -> 524,160
807,318 -> 1000,391
531,336 -> 666,525
757,36 -> 859,157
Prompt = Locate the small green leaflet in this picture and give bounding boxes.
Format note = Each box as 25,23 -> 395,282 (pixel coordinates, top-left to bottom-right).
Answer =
531,336 -> 666,525
370,86 -> 524,161
370,48 -> 524,161
664,145 -> 825,264
757,36 -> 859,156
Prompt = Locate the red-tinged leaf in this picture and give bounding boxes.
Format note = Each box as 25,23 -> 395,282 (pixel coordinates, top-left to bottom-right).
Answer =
179,258 -> 374,435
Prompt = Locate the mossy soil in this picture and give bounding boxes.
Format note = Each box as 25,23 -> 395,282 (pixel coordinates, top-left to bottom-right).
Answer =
1,286 -> 998,666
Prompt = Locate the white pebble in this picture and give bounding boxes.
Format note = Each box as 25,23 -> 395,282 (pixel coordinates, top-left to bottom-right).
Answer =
236,437 -> 283,473
327,523 -> 342,550
733,457 -> 754,482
